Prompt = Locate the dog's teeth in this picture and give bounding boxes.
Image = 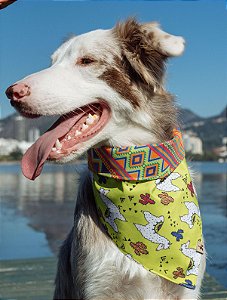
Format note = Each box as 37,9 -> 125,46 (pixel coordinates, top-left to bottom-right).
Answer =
51,147 -> 57,151
67,135 -> 72,140
82,123 -> 88,131
86,119 -> 93,125
86,113 -> 98,124
75,130 -> 82,136
86,114 -> 94,125
55,139 -> 62,150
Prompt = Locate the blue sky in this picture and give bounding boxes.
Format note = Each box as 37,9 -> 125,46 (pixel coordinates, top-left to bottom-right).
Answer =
0,0 -> 226,118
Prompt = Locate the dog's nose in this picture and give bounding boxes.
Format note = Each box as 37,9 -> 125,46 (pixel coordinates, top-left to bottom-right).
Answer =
5,83 -> 30,101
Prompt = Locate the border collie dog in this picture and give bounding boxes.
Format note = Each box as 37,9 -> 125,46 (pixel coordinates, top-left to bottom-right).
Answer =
6,18 -> 205,300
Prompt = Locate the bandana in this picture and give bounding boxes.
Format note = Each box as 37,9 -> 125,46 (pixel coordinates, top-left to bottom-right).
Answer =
87,130 -> 203,289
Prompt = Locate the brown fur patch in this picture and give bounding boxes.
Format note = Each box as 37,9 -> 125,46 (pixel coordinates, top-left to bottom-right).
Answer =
100,55 -> 178,141
99,56 -> 178,141
99,56 -> 140,108
114,18 -> 167,88
148,92 -> 178,141
112,18 -> 178,141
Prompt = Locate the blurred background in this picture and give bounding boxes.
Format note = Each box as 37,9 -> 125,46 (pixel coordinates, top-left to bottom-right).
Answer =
0,0 -> 226,299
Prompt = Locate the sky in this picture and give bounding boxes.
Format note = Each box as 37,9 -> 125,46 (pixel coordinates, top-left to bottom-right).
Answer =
0,0 -> 226,119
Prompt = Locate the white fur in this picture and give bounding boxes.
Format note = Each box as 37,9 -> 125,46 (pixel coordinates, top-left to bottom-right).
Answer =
142,23 -> 185,57
16,28 -> 160,163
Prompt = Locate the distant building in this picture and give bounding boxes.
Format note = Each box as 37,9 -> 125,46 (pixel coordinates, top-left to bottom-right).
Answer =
28,127 -> 40,142
0,138 -> 32,155
191,121 -> 204,127
212,117 -> 226,124
213,137 -> 227,162
183,131 -> 203,155
13,115 -> 26,141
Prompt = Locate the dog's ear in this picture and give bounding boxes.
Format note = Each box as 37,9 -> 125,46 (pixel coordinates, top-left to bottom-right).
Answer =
141,22 -> 185,57
114,18 -> 185,89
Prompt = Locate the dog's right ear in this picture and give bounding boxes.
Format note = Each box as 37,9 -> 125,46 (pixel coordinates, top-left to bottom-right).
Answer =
114,18 -> 185,89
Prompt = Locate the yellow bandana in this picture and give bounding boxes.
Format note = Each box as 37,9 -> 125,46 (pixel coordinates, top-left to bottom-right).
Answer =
87,130 -> 203,289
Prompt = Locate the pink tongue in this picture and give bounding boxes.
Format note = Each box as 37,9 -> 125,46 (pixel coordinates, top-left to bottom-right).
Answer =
22,112 -> 84,180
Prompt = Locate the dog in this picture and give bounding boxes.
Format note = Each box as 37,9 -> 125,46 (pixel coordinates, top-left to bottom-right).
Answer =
5,18 -> 206,300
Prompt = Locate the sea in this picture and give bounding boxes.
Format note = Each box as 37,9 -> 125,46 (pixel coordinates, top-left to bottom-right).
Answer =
0,161 -> 226,288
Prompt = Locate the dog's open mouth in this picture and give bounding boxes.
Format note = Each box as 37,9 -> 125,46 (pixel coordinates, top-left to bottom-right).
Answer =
21,101 -> 111,180
48,102 -> 110,160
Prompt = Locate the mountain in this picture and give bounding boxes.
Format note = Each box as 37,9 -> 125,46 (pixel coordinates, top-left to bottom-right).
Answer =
0,106 -> 226,151
214,106 -> 227,119
178,108 -> 203,124
180,106 -> 227,151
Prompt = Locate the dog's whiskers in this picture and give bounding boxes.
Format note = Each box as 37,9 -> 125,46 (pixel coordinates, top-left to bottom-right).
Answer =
89,103 -> 102,114
88,104 -> 97,114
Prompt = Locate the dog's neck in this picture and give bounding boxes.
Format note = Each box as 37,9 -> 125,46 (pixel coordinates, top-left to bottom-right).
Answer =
107,125 -> 163,147
107,95 -> 178,147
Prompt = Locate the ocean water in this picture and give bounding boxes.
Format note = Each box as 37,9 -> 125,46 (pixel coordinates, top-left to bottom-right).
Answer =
0,161 -> 226,287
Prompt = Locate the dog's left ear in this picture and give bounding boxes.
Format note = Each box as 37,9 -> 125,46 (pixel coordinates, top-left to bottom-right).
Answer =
114,19 -> 185,88
141,22 -> 185,57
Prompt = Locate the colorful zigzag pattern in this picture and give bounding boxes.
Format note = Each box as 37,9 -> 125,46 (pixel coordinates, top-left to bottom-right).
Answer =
87,129 -> 185,181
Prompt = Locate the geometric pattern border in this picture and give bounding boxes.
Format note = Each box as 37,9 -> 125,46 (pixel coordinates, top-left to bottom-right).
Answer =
87,129 -> 185,181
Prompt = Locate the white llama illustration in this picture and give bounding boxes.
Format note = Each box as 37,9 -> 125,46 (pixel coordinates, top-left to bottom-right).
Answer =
180,201 -> 200,228
135,212 -> 170,251
181,241 -> 202,276
156,172 -> 181,192
98,188 -> 126,233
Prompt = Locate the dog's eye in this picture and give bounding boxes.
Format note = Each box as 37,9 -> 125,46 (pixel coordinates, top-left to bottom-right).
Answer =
77,57 -> 95,66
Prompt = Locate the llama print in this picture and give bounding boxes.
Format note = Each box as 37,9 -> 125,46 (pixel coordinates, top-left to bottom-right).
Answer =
98,188 -> 126,233
135,212 -> 170,251
156,172 -> 181,192
180,201 -> 201,229
181,241 -> 202,276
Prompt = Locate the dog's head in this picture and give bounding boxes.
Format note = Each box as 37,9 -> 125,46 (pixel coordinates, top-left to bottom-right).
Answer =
5,18 -> 185,180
